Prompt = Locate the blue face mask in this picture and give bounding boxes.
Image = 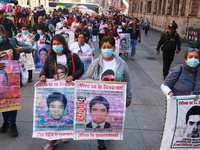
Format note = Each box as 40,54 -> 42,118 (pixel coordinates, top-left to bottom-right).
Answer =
22,30 -> 29,35
0,36 -> 3,44
118,26 -> 122,29
52,45 -> 63,54
101,49 -> 113,58
37,30 -> 43,35
187,58 -> 199,68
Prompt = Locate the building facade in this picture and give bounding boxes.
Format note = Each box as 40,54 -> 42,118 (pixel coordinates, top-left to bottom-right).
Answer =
128,0 -> 200,39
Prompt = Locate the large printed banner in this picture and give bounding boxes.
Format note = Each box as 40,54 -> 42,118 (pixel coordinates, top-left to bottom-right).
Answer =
33,81 -> 75,140
160,95 -> 200,149
0,60 -> 21,112
55,29 -> 74,47
78,53 -> 93,80
118,33 -> 130,53
74,80 -> 126,140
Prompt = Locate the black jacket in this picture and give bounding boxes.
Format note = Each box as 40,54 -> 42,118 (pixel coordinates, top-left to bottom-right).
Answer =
39,51 -> 84,80
0,17 -> 17,38
156,32 -> 181,51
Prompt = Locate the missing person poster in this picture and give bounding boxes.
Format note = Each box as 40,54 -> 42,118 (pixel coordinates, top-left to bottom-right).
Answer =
19,52 -> 35,70
78,53 -> 93,80
0,60 -> 21,112
118,33 -> 130,54
55,29 -> 74,47
160,95 -> 200,149
33,81 -> 74,140
74,80 -> 127,140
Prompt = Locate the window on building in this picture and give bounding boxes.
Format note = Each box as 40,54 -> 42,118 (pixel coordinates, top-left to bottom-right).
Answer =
147,1 -> 152,13
140,2 -> 143,13
174,0 -> 180,15
162,0 -> 166,15
181,0 -> 186,16
158,0 -> 162,14
190,0 -> 199,16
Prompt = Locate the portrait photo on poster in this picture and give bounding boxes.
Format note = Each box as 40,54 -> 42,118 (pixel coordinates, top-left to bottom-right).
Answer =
34,47 -> 48,69
86,96 -> 111,129
101,69 -> 115,81
46,92 -> 67,120
0,69 -> 8,100
119,38 -> 127,49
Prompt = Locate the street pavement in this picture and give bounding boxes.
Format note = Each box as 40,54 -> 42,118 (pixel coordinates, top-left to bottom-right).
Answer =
0,29 -> 189,150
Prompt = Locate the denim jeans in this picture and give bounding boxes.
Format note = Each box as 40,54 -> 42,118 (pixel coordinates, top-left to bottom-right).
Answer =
130,39 -> 137,57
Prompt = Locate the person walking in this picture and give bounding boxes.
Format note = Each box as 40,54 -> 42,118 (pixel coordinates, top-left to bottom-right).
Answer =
126,17 -> 141,60
156,24 -> 181,79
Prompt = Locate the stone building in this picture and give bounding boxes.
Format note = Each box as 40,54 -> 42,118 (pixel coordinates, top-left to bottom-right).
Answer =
128,0 -> 200,39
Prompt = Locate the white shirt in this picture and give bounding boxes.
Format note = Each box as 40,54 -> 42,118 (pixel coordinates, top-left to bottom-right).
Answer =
56,22 -> 63,30
70,42 -> 92,54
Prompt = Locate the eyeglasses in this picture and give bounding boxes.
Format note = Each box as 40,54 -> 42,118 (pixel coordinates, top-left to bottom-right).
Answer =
188,47 -> 199,52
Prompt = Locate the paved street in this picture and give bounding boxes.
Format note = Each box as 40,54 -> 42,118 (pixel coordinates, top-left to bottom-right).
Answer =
0,29 -> 188,150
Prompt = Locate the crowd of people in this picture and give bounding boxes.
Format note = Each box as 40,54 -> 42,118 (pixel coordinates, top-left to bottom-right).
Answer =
0,1 -> 200,150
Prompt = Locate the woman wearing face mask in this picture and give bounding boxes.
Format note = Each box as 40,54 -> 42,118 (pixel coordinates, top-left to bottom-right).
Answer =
161,48 -> 200,98
16,24 -> 36,83
85,36 -> 132,150
40,34 -> 84,149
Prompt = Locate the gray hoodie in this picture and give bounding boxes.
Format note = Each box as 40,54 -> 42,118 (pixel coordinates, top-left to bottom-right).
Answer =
85,54 -> 132,101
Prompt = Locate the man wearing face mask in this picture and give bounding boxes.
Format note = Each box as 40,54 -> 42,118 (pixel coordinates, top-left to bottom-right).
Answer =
157,24 -> 181,79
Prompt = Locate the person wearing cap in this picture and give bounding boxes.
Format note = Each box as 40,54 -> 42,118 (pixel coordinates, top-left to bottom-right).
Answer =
156,24 -> 181,79
0,10 -> 17,38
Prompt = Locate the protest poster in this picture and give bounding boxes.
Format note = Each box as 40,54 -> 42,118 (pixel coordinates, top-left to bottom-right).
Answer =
118,33 -> 130,53
74,80 -> 126,140
33,81 -> 75,140
34,44 -> 49,73
78,53 -> 93,80
160,95 -> 200,150
0,60 -> 21,112
0,49 -> 13,60
19,52 -> 35,70
55,29 -> 74,47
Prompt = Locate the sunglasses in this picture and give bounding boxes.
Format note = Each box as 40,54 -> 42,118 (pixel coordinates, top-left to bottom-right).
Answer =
188,47 -> 199,52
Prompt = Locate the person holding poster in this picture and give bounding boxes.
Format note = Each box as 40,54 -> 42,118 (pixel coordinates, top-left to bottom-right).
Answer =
161,48 -> 200,97
16,24 -> 36,83
34,24 -> 52,71
0,25 -> 33,137
85,36 -> 132,150
39,34 -> 84,150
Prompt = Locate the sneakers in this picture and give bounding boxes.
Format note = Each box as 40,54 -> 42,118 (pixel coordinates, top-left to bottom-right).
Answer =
0,123 -> 10,133
131,56 -> 135,60
10,124 -> 18,137
98,146 -> 107,150
44,140 -> 58,150
62,138 -> 70,143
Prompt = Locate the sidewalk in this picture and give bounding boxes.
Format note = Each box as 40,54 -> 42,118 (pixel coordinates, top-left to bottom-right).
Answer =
0,29 -> 189,150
